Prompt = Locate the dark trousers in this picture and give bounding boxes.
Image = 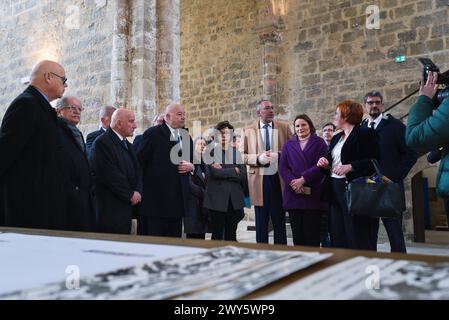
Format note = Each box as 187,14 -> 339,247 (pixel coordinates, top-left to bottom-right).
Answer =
329,178 -> 379,251
98,219 -> 131,235
289,210 -> 322,247
320,209 -> 331,247
138,216 -> 183,238
255,174 -> 287,244
382,215 -> 407,253
445,198 -> 449,228
209,202 -> 244,241
186,233 -> 205,239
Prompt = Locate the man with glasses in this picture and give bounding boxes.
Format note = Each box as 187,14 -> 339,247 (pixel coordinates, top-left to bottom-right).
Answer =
56,96 -> 94,232
322,122 -> 336,146
0,60 -> 69,230
56,97 -> 85,151
361,91 -> 418,252
50,72 -> 68,86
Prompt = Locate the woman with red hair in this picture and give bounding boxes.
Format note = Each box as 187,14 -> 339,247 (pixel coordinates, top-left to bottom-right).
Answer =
317,100 -> 380,251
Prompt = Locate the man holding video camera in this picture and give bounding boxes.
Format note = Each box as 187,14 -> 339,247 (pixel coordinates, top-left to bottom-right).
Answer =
406,71 -> 449,198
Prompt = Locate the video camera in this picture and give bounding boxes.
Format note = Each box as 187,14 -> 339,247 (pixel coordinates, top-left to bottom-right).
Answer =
418,57 -> 449,107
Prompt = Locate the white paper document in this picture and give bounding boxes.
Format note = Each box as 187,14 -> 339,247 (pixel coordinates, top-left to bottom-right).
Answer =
261,256 -> 449,300
0,236 -> 331,299
0,232 -> 205,296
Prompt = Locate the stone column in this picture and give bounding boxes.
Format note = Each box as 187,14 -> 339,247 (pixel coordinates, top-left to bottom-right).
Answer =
156,0 -> 180,114
110,0 -> 130,108
129,0 -> 158,130
259,31 -> 282,106
254,0 -> 285,109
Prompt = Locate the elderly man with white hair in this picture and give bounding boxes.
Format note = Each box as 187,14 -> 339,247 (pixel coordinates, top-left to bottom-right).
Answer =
55,95 -> 95,232
137,102 -> 194,237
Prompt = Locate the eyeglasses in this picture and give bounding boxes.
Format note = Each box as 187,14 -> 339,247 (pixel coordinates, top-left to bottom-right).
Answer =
64,105 -> 84,112
366,100 -> 382,105
50,72 -> 67,85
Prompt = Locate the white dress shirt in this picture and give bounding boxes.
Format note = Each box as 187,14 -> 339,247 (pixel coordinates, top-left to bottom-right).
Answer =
165,122 -> 182,149
368,114 -> 383,130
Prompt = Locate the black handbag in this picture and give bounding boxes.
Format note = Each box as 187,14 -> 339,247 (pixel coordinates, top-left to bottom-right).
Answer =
346,160 -> 403,219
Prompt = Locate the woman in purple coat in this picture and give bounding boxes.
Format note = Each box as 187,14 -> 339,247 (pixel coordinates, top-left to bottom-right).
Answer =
279,114 -> 328,246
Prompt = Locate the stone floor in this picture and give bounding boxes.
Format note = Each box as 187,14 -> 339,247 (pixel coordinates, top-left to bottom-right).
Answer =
231,219 -> 449,257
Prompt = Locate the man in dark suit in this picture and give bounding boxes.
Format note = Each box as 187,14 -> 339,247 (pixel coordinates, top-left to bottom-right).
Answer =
362,91 -> 418,252
0,60 -> 68,229
137,102 -> 194,237
56,96 -> 94,232
86,106 -> 116,158
92,108 -> 142,234
133,113 -> 165,152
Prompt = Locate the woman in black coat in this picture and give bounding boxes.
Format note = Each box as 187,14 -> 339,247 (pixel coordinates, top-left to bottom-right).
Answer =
317,100 -> 380,251
203,121 -> 247,241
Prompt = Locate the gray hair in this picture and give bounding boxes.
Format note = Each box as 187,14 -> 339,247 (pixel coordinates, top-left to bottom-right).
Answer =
99,106 -> 116,120
164,101 -> 182,114
55,96 -> 72,109
363,91 -> 383,103
255,99 -> 271,111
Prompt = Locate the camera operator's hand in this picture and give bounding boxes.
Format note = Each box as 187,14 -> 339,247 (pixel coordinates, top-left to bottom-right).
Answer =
420,71 -> 439,99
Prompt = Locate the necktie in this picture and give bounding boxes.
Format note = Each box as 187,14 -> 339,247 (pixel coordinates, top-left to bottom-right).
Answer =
263,124 -> 271,151
122,138 -> 128,150
370,122 -> 375,130
173,130 -> 181,144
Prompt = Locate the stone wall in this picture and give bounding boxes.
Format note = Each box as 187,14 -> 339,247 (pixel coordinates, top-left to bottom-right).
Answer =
180,0 -> 449,129
0,0 -> 113,133
179,0 -> 449,241
180,0 -> 263,130
282,0 -> 449,126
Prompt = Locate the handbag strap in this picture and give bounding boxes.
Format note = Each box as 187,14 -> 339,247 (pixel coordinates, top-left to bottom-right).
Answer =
371,159 -> 383,177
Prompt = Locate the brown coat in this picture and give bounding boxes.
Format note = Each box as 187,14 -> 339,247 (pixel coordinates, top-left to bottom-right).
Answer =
241,120 -> 293,206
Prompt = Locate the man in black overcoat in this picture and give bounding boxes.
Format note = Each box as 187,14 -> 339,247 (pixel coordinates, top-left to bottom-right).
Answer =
92,108 -> 142,234
56,96 -> 95,232
137,102 -> 194,237
361,91 -> 418,252
86,105 -> 116,159
0,60 -> 68,229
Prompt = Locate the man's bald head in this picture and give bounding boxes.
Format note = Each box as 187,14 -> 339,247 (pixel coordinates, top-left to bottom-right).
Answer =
111,108 -> 137,138
164,102 -> 185,129
30,60 -> 63,80
29,60 -> 67,102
